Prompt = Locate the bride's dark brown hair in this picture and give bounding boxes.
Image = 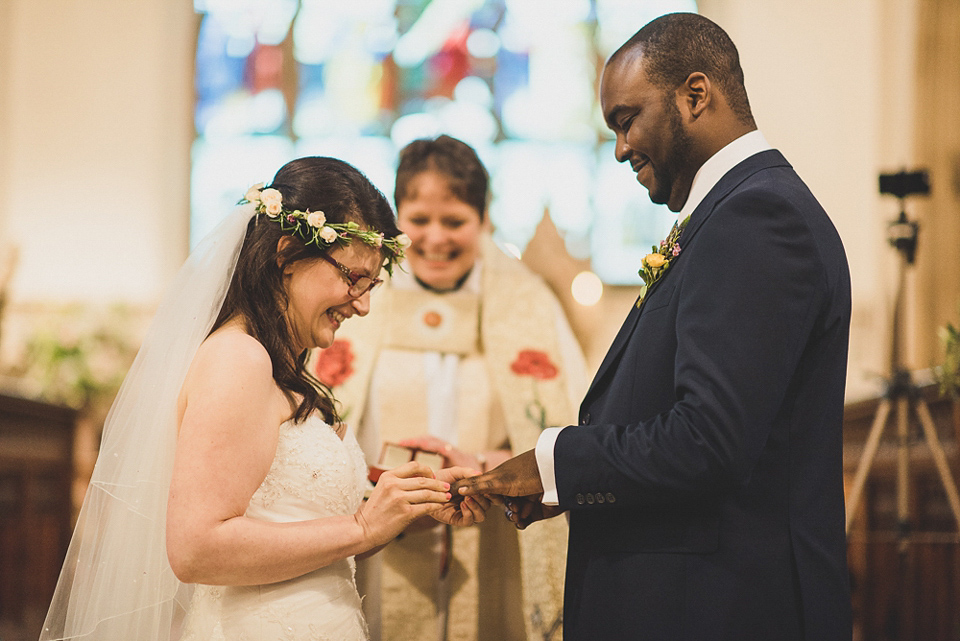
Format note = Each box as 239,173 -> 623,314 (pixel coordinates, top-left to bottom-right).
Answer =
211,157 -> 399,424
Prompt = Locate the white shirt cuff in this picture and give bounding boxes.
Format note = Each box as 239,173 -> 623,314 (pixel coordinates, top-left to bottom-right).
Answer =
536,426 -> 565,506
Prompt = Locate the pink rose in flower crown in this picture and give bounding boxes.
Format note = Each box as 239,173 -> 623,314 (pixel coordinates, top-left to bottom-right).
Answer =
244,182 -> 265,203
306,210 -> 326,228
319,226 -> 338,243
259,188 -> 282,207
314,339 -> 355,387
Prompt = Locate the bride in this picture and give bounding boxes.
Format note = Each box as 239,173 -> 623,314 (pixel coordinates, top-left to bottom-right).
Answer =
40,157 -> 488,641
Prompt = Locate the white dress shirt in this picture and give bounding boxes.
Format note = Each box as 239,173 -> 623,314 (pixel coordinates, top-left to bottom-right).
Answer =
536,130 -> 773,505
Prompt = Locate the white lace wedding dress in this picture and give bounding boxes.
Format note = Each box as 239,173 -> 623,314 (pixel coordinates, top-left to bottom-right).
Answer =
178,415 -> 371,641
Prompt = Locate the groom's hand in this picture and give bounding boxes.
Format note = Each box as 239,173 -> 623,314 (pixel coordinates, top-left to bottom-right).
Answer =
504,496 -> 565,529
431,466 -> 491,526
452,448 -> 543,501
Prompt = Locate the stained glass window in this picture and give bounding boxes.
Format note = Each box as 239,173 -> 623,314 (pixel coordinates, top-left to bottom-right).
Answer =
192,0 -> 697,284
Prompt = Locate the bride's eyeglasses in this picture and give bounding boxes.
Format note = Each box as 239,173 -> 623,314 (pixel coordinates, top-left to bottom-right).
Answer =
318,253 -> 383,297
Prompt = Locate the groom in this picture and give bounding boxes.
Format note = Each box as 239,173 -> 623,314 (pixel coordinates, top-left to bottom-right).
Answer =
456,12 -> 853,641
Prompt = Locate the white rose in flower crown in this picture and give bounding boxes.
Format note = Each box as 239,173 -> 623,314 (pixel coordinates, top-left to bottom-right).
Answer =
395,233 -> 411,250
264,201 -> 283,217
373,233 -> 384,247
245,182 -> 265,203
319,226 -> 338,243
260,188 -> 283,208
307,211 -> 326,228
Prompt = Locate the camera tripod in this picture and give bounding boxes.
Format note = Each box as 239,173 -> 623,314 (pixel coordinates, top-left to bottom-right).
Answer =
844,203 -> 960,540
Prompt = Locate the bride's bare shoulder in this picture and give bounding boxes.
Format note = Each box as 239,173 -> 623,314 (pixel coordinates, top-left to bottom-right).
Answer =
184,322 -> 273,394
199,323 -> 269,366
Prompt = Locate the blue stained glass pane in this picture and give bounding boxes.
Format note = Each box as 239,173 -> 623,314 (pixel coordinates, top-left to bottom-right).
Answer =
492,48 -> 528,125
195,14 -> 249,135
190,136 -> 294,248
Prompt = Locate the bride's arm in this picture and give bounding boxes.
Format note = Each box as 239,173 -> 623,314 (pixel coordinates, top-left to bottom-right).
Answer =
166,331 -> 451,586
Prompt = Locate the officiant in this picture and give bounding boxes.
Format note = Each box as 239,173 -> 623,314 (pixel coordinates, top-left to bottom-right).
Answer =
309,134 -> 588,641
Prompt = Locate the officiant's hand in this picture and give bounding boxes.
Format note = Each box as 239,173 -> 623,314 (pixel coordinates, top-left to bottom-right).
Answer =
452,448 -> 543,500
397,436 -> 480,471
431,466 -> 491,526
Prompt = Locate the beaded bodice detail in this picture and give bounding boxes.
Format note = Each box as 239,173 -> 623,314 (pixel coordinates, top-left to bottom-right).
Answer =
245,416 -> 368,522
178,416 -> 371,641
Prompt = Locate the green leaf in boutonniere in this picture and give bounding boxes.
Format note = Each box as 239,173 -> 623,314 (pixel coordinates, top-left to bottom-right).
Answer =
636,215 -> 690,309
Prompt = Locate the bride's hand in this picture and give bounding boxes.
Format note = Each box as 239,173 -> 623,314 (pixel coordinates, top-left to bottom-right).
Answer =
431,466 -> 492,526
354,461 -> 451,547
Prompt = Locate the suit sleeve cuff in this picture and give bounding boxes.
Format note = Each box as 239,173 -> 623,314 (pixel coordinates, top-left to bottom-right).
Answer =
536,426 -> 565,506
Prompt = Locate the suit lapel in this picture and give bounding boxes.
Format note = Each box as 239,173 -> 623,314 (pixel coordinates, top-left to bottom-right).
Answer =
581,297 -> 643,407
581,150 -> 791,410
676,149 -> 790,250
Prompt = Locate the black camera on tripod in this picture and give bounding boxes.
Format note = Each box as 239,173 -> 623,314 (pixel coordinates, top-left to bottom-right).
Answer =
880,169 -> 930,264
879,169 -> 930,199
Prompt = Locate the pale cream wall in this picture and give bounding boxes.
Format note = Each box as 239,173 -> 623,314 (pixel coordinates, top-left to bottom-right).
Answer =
0,0 -> 924,401
699,0 -> 917,400
0,0 -> 13,251
0,0 -> 195,305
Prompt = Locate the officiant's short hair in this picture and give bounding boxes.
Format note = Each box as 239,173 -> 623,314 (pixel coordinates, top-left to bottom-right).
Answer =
394,135 -> 489,220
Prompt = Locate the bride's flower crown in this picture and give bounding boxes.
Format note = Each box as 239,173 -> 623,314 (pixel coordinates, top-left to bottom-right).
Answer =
240,183 -> 409,274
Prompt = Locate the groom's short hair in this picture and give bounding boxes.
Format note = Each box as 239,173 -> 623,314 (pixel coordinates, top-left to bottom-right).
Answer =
611,12 -> 755,127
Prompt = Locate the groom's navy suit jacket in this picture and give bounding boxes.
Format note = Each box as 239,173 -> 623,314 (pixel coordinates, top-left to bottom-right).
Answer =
555,150 -> 852,640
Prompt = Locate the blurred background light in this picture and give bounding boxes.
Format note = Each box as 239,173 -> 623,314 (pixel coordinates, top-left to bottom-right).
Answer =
571,271 -> 604,306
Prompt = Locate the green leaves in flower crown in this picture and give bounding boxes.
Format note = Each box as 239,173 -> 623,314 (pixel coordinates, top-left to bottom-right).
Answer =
240,184 -> 411,276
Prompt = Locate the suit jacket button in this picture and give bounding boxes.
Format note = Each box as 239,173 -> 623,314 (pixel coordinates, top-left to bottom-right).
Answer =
585,493 -> 595,504
596,493 -> 605,504
580,412 -> 591,425
576,493 -> 585,505
605,493 -> 616,503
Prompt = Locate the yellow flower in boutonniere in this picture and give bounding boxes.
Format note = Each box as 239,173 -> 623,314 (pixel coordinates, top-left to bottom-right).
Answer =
636,215 -> 690,309
644,253 -> 667,269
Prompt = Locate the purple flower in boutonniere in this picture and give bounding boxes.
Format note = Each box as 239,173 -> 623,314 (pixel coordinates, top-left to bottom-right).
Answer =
636,215 -> 691,308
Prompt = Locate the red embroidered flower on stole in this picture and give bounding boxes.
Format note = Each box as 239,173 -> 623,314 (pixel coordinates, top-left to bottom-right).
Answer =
314,339 -> 355,387
510,349 -> 559,381
510,349 -> 560,430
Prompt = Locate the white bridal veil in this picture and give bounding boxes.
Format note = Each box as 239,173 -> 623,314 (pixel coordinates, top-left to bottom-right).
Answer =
40,202 -> 257,640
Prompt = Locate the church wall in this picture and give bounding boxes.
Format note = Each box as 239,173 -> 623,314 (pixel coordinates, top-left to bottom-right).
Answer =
0,0 -> 195,305
699,0 -> 923,399
0,0 -> 940,403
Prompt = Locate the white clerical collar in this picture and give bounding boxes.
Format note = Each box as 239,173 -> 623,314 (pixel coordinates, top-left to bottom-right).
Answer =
391,259 -> 483,294
677,130 -> 773,220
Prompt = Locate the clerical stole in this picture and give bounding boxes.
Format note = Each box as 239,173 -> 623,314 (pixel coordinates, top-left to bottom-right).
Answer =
313,237 -> 571,641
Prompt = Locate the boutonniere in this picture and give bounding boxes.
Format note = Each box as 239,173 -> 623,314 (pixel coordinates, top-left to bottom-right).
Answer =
636,215 -> 691,308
